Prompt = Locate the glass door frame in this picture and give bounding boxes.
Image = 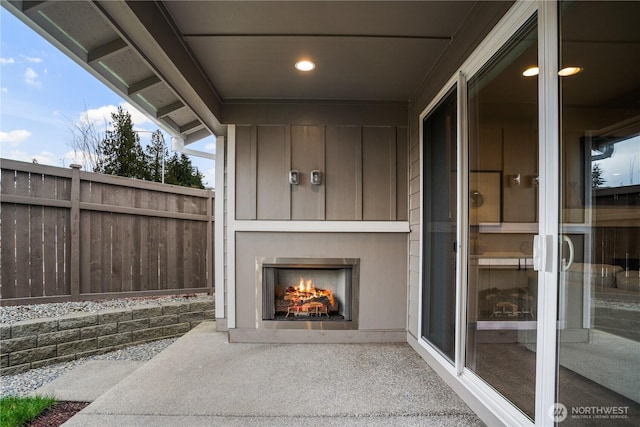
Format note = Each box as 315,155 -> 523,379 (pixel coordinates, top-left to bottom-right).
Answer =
417,1 -> 562,425
534,2 -> 560,425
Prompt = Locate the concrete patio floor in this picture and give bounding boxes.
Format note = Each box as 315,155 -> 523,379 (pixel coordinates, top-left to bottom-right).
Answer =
61,321 -> 484,426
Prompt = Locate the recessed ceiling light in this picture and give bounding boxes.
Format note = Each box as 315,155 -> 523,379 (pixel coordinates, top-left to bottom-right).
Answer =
523,66 -> 583,77
558,66 -> 582,76
295,60 -> 315,72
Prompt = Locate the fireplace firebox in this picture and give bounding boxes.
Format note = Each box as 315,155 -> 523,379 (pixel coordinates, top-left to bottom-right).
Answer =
259,258 -> 359,326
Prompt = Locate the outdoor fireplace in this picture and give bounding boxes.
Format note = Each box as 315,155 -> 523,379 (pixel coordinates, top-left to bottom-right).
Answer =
259,258 -> 359,325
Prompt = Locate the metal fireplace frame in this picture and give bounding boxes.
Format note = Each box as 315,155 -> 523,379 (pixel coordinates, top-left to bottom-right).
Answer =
256,257 -> 360,330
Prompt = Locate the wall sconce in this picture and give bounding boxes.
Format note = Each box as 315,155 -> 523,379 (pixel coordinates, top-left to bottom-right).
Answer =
531,175 -> 539,188
511,174 -> 521,186
289,170 -> 299,185
310,170 -> 322,185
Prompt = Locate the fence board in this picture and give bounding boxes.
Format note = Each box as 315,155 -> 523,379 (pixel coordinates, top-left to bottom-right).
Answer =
81,181 -> 92,294
15,204 -> 30,298
105,186 -> 119,292
1,160 -> 213,305
192,222 -> 204,287
1,203 -> 16,298
57,205 -> 71,296
183,220 -> 193,289
79,210 -> 91,294
133,188 -> 148,291
29,173 -> 45,297
57,175 -> 71,200
102,212 -> 114,292
165,195 -> 178,290
30,206 -> 44,297
89,183 -> 104,294
1,169 -> 16,195
147,191 -> 160,290
43,206 -> 58,296
122,213 -> 134,293
112,213 -> 123,293
41,176 -> 58,296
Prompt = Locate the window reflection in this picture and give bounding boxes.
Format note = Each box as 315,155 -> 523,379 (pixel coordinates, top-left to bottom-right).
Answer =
465,16 -> 538,420
592,136 -> 640,189
422,88 -> 457,362
558,1 -> 640,424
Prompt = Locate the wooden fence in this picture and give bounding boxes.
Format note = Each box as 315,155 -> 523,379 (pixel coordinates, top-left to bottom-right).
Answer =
0,159 -> 214,306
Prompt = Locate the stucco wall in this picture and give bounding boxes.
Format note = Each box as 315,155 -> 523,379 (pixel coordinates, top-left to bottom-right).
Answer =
234,232 -> 407,336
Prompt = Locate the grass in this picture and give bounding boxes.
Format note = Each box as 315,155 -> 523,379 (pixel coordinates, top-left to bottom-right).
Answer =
0,395 -> 56,427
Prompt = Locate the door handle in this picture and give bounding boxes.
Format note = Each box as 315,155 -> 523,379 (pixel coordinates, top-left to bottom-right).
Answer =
533,235 -> 544,271
561,235 -> 575,271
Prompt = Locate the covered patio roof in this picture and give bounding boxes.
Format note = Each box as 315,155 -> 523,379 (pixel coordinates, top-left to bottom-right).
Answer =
3,1 -> 512,144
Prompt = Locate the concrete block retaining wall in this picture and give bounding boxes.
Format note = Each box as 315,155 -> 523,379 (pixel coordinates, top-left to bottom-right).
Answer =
0,300 -> 214,375
593,305 -> 640,342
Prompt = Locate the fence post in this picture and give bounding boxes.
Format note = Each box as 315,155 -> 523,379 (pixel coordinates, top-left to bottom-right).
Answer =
206,187 -> 214,295
70,164 -> 82,300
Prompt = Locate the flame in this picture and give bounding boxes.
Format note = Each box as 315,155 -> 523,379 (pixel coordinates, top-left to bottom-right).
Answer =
298,278 -> 316,294
290,277 -> 335,307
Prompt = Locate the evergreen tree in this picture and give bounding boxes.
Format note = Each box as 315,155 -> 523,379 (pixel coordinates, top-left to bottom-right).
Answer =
592,163 -> 606,188
165,153 -> 205,188
96,106 -> 149,180
146,130 -> 168,183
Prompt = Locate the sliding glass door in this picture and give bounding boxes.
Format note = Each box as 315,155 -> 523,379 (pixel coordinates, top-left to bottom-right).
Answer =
465,16 -> 539,421
556,1 -> 640,424
422,87 -> 458,362
420,2 -> 639,424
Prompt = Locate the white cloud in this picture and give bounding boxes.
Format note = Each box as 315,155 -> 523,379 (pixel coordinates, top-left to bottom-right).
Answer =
0,129 -> 32,145
62,149 -> 99,169
22,55 -> 43,63
204,142 -> 216,151
121,102 -> 152,129
24,67 -> 42,87
203,166 -> 216,188
79,102 -> 152,132
1,88 -> 7,93
32,151 -> 58,165
3,148 -> 58,166
80,104 -> 118,127
0,57 -> 15,64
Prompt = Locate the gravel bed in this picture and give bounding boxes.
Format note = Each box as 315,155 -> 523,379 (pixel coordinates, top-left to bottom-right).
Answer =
0,293 -> 212,324
0,338 -> 177,398
593,298 -> 640,310
1,294 -> 211,397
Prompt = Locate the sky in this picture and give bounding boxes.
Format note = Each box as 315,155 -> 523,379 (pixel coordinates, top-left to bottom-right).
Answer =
0,8 -> 216,187
592,136 -> 639,189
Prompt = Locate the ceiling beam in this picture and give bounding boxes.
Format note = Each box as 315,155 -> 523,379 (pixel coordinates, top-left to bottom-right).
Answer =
128,75 -> 162,96
21,1 -> 48,14
87,38 -> 129,64
185,128 -> 214,146
157,101 -> 185,119
161,117 -> 181,134
180,120 -> 205,135
96,0 -> 225,136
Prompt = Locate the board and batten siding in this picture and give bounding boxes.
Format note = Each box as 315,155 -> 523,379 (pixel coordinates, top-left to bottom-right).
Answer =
234,123 -> 408,222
